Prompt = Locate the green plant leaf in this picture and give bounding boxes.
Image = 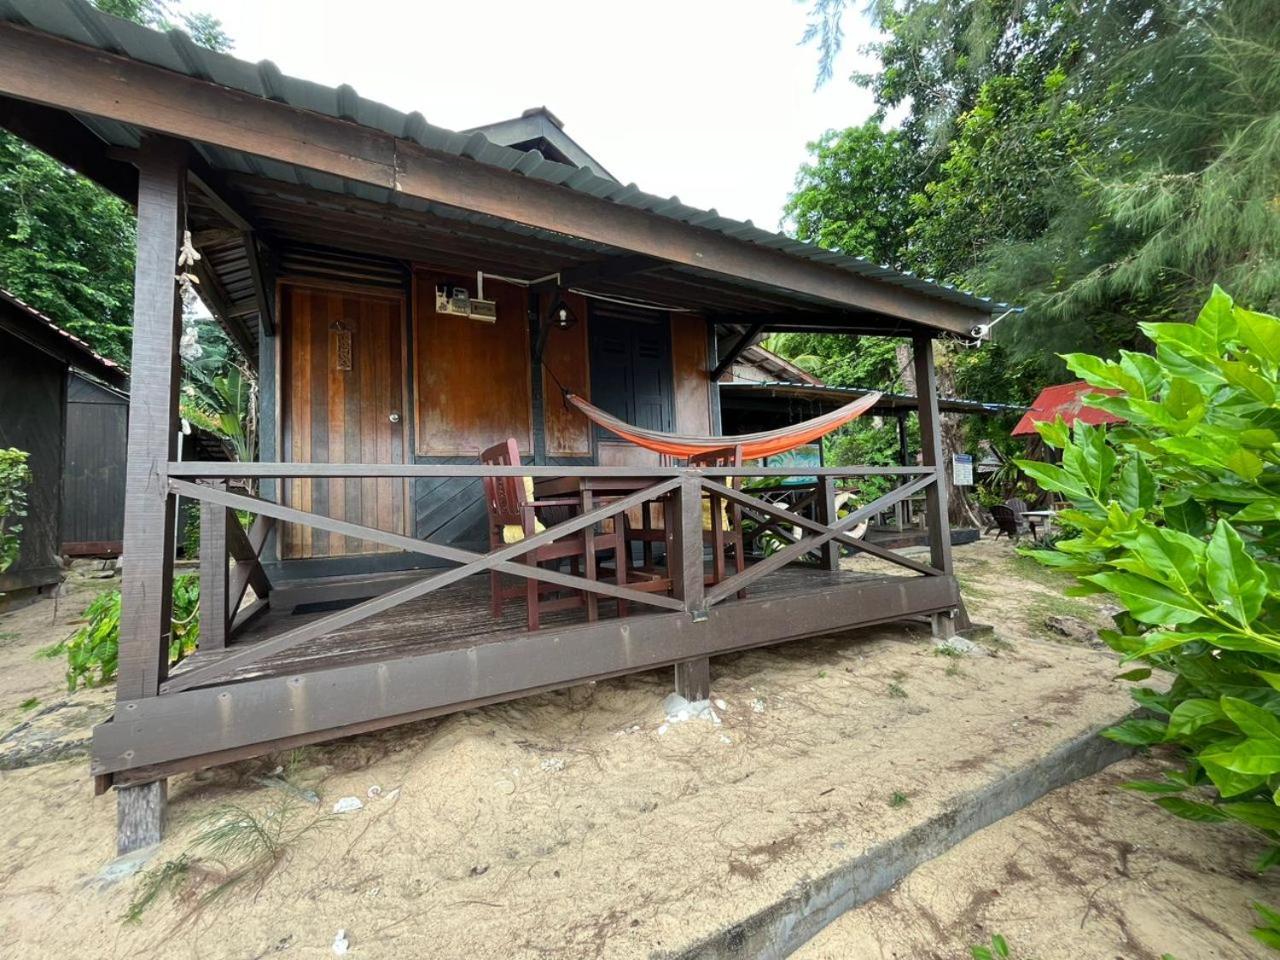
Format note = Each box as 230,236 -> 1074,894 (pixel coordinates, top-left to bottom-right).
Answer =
1117,456 -> 1156,512
1154,796 -> 1228,822
1114,668 -> 1152,682
1222,803 -> 1280,832
1121,779 -> 1187,794
1201,738 -> 1280,776
1203,761 -> 1268,798
1167,698 -> 1225,737
1207,521 -> 1267,626
1221,697 -> 1280,742
1085,571 -> 1206,625
1103,718 -> 1167,746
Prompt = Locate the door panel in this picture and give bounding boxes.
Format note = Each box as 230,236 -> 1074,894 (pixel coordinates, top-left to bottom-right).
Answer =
281,283 -> 407,559
588,307 -> 674,445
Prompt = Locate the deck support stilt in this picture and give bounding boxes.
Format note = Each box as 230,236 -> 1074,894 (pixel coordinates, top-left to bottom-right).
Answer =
674,657 -> 711,701
931,611 -> 957,641
116,780 -> 167,855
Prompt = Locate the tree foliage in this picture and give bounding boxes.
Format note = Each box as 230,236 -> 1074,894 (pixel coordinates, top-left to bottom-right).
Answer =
1018,288 -> 1280,873
799,0 -> 1280,366
0,0 -> 231,365
0,448 -> 31,577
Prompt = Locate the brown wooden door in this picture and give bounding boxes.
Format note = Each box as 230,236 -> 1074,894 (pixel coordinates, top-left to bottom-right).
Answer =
280,283 -> 408,559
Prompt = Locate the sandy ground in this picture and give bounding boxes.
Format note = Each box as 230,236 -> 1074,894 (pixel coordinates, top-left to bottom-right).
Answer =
796,755 -> 1276,960
0,541 -> 1271,959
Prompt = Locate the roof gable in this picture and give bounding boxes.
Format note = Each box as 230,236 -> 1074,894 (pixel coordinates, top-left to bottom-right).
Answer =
465,107 -> 617,183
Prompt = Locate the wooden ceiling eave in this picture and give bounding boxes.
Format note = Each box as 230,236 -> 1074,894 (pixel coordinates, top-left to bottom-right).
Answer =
0,22 -> 990,336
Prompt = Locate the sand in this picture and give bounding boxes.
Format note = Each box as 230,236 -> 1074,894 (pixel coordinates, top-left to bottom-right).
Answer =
796,755 -> 1276,960
0,540 -> 1270,959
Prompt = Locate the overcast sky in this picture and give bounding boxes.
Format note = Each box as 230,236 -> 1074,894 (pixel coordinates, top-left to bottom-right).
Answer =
187,0 -> 881,231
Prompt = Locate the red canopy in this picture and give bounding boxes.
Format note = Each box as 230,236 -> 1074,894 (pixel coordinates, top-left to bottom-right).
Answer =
1011,380 -> 1124,436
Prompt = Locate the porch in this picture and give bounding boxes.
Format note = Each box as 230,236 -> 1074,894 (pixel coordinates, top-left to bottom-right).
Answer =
94,461 -> 959,789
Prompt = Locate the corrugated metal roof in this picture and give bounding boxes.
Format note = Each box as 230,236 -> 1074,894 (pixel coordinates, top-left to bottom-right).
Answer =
0,286 -> 127,386
1011,381 -> 1123,435
0,0 -> 1010,317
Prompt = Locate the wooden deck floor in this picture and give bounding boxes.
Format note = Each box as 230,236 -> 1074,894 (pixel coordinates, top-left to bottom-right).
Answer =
170,565 -> 914,689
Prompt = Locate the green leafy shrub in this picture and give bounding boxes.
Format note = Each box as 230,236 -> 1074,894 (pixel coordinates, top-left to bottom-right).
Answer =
56,575 -> 201,691
0,447 -> 31,575
1017,287 -> 1280,873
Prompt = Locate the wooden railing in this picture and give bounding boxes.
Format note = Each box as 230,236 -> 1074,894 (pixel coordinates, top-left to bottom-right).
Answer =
162,462 -> 945,695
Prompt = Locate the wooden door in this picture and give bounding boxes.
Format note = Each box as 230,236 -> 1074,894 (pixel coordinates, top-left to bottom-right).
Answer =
588,306 -> 674,444
280,283 -> 408,559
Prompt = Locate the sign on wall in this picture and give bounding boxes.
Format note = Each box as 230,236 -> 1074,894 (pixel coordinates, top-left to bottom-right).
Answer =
952,453 -> 974,486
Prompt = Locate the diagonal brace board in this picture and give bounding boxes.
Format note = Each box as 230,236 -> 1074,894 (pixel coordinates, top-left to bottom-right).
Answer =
704,474 -> 938,606
227,513 -> 273,617
162,478 -> 685,694
704,480 -> 942,578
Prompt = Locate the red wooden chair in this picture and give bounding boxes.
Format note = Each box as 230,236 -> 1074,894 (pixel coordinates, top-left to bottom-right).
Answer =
481,439 -> 616,631
688,444 -> 747,596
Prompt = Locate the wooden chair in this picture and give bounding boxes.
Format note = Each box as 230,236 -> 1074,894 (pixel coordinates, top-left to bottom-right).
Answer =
1006,497 -> 1041,539
988,504 -> 1022,540
481,439 -> 616,631
688,445 -> 747,595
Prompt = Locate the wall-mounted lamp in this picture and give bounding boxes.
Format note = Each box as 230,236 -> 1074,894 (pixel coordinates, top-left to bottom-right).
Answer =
546,295 -> 578,330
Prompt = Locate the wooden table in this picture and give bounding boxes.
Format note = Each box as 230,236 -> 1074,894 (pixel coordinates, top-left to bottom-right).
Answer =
534,475 -> 666,621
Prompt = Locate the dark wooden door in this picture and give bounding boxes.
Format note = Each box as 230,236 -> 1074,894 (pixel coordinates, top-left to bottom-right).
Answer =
281,283 -> 408,559
588,306 -> 674,444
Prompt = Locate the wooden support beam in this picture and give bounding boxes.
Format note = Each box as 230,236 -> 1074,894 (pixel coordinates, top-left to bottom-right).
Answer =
674,658 -> 711,701
116,136 -> 187,703
0,23 -> 989,336
912,335 -> 954,579
116,780 -> 166,855
187,160 -> 253,231
814,477 -> 841,572
711,321 -> 765,380
191,250 -> 256,362
242,230 -> 276,336
669,475 -> 707,618
198,501 -> 227,652
226,513 -> 272,609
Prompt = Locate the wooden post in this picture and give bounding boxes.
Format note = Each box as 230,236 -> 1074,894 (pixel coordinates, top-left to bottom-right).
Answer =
670,472 -> 710,698
115,135 -> 187,853
815,477 -> 840,571
198,501 -> 228,651
913,335 -> 956,638
117,780 -> 167,856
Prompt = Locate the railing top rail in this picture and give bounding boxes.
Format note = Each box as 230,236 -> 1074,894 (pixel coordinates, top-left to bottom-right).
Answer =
167,461 -> 936,479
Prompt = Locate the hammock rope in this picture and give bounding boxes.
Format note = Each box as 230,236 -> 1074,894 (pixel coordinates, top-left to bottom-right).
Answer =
564,391 -> 882,461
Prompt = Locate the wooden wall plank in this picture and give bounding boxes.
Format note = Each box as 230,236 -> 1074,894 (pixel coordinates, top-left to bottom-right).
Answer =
412,269 -> 532,457
539,290 -> 591,457
671,313 -> 712,435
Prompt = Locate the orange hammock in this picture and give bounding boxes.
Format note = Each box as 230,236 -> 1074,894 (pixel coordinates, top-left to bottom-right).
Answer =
565,391 -> 882,460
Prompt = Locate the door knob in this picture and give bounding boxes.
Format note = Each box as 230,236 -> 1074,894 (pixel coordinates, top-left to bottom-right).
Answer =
388,412 -> 401,423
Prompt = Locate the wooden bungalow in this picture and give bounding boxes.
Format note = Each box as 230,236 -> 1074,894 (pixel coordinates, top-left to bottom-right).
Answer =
0,0 -> 1011,853
0,288 -> 129,595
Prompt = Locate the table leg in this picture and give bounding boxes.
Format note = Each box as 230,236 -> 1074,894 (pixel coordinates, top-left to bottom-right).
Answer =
581,486 -> 598,622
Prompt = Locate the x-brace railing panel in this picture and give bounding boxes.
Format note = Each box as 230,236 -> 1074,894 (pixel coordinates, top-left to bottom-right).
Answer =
708,481 -> 942,578
163,477 -> 684,694
703,474 -> 938,606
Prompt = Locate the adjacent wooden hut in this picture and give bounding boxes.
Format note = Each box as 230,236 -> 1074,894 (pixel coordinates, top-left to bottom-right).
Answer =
0,288 -> 127,594
0,0 -> 1015,852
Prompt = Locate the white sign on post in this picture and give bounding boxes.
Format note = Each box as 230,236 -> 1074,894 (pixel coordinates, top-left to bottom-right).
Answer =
952,453 -> 974,486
